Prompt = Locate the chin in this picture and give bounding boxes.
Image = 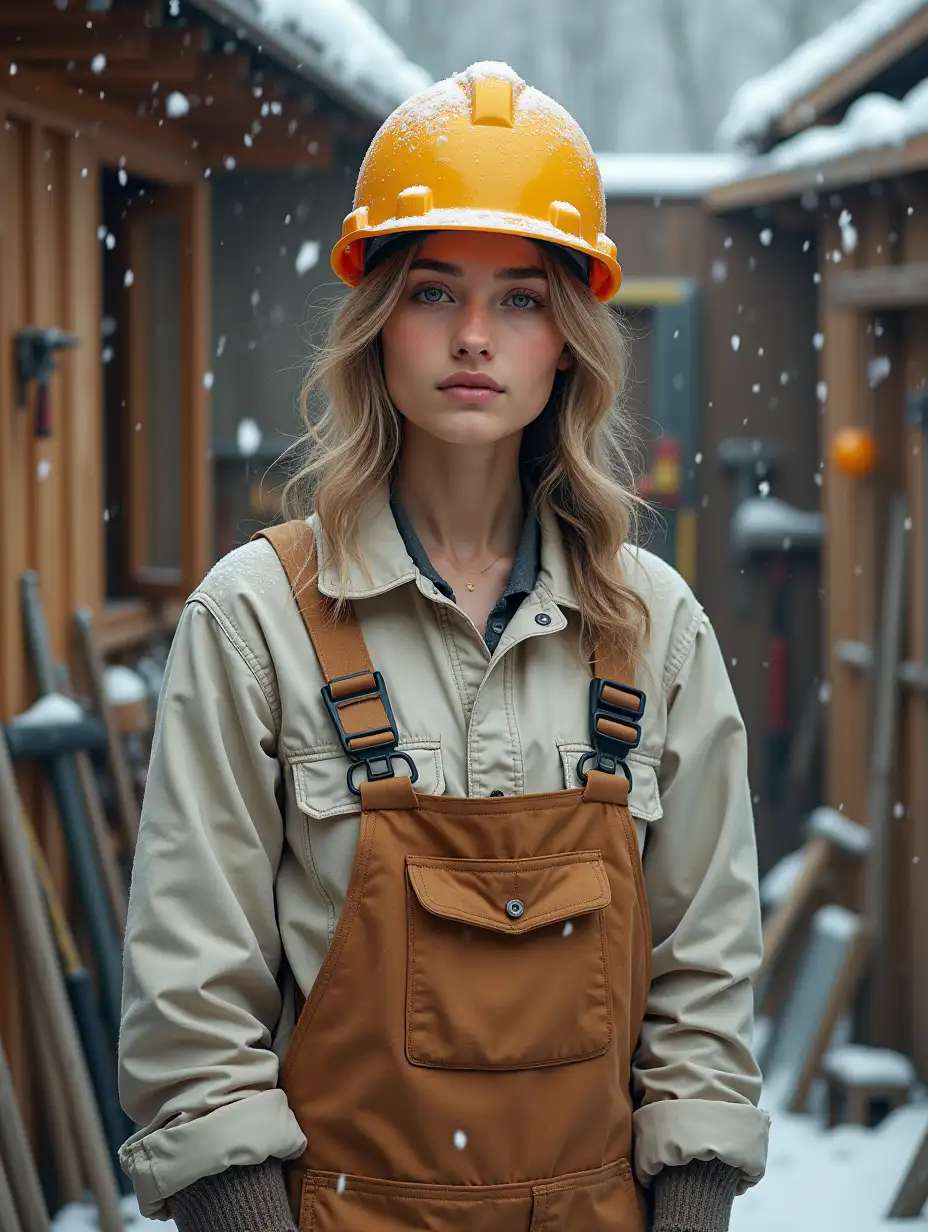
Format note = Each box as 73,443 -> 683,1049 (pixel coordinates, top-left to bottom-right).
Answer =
413,407 -> 514,446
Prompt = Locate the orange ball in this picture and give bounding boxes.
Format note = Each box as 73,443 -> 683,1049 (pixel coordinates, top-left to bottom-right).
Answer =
831,427 -> 878,478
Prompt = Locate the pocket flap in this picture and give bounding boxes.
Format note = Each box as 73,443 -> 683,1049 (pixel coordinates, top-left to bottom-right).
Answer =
406,851 -> 611,935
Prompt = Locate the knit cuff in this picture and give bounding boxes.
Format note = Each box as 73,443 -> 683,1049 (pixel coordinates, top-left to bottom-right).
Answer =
167,1158 -> 297,1232
651,1158 -> 742,1232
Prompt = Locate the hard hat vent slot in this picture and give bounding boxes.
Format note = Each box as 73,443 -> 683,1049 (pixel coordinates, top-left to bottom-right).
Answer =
472,77 -> 515,128
548,201 -> 582,236
396,186 -> 434,218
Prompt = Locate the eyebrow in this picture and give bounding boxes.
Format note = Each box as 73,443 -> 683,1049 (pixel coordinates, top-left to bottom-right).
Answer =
409,259 -> 548,281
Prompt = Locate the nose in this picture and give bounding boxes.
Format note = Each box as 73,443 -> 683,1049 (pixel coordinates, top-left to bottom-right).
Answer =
451,300 -> 494,360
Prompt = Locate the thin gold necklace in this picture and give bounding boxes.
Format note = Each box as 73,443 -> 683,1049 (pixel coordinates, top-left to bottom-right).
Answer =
440,553 -> 506,592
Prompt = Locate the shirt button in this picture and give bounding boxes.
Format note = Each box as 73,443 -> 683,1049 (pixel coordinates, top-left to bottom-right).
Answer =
535,612 -> 552,626
505,898 -> 525,920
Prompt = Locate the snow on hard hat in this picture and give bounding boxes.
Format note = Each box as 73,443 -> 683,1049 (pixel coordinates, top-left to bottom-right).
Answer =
330,61 -> 623,302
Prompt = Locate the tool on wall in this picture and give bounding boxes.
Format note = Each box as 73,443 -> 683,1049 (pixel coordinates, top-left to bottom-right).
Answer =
13,327 -> 81,438
730,492 -> 823,808
13,572 -> 124,1036
0,1035 -> 50,1232
0,716 -> 124,1232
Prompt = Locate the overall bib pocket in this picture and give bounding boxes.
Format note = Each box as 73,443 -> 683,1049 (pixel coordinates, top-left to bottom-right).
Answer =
405,851 -> 613,1069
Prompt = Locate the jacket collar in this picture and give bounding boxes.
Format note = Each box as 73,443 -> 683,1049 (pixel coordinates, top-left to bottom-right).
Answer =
314,488 -> 579,611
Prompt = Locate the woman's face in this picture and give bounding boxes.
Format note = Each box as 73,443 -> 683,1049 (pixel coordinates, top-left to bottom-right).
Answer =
380,231 -> 572,447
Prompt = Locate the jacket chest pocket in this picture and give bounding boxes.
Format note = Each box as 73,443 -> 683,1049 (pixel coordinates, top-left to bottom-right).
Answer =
405,851 -> 613,1071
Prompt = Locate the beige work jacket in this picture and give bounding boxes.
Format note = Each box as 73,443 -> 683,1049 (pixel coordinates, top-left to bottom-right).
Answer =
118,493 -> 770,1219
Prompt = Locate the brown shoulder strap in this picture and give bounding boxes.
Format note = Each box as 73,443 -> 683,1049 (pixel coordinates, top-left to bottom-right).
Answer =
252,521 -> 394,754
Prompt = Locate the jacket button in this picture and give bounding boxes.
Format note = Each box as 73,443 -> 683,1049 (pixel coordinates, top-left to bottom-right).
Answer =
535,612 -> 552,626
505,898 -> 525,920
491,619 -> 505,634
490,789 -> 505,797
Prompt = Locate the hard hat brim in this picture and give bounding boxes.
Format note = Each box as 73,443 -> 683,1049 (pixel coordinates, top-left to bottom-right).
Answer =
331,213 -> 622,303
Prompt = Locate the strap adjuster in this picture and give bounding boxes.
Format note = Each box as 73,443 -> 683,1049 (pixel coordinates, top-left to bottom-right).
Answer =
577,676 -> 646,788
320,670 -> 419,796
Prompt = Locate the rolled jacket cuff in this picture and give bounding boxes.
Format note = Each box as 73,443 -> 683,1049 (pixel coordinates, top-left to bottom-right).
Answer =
119,1090 -> 307,1219
633,1099 -> 770,1191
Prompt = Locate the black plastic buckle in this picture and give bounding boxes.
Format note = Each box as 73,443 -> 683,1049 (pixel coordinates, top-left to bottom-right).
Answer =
577,677 -> 646,788
320,670 -> 419,796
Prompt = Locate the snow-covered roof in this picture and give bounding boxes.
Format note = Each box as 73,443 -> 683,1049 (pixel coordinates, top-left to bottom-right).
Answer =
719,0 -> 928,151
187,0 -> 431,121
595,153 -> 750,199
766,77 -> 928,171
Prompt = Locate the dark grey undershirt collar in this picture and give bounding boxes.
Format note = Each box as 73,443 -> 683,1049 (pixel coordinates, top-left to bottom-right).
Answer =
389,483 -> 541,652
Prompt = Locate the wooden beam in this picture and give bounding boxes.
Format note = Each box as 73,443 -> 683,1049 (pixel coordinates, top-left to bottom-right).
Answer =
61,28 -> 211,88
196,129 -> 331,171
829,262 -> 928,310
0,63 -> 203,185
706,135 -> 928,213
778,8 -> 928,141
0,2 -> 114,26
0,29 -> 151,63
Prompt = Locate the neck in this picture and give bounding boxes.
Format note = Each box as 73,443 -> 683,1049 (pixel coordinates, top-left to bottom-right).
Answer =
394,426 -> 524,567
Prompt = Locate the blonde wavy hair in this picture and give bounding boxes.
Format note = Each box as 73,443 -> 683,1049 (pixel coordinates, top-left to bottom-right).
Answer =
282,241 -> 652,675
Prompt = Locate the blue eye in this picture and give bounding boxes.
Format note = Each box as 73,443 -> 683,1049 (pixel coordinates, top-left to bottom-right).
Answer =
508,290 -> 543,310
412,283 -> 448,303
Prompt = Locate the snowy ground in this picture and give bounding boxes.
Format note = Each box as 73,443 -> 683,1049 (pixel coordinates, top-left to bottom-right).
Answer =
51,1195 -> 176,1231
733,1103 -> 928,1232
50,1105 -> 928,1230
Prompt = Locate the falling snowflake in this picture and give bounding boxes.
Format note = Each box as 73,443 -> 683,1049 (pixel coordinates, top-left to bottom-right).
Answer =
730,334 -> 741,352
453,1130 -> 468,1150
780,372 -> 790,385
123,269 -> 134,287
758,480 -> 770,497
562,920 -> 574,937
165,92 -> 190,118
813,332 -> 824,351
250,289 -> 260,308
118,168 -> 128,187
10,64 -> 18,76
105,233 -> 115,251
37,459 -> 51,481
759,228 -> 773,246
905,516 -> 913,531
296,240 -> 321,275
236,417 -> 262,457
203,371 -> 214,390
752,383 -> 760,394
224,156 -> 237,171
336,1174 -> 347,1195
837,209 -> 858,254
694,452 -> 703,464
91,54 -> 107,74
868,356 -> 891,388
723,236 -> 733,249
711,259 -> 728,282
816,381 -> 828,403
893,802 -> 906,819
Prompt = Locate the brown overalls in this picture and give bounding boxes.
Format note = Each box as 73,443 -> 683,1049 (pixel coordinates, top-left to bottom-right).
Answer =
258,522 -> 652,1231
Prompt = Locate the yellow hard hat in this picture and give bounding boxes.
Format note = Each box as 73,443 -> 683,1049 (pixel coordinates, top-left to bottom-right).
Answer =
331,62 -> 622,302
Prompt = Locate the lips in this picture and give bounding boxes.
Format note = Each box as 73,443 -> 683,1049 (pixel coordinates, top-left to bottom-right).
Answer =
437,372 -> 504,392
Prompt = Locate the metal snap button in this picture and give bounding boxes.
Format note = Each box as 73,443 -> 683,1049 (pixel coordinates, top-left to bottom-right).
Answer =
491,619 -> 505,634
505,898 -> 525,920
490,789 -> 505,797
535,612 -> 552,626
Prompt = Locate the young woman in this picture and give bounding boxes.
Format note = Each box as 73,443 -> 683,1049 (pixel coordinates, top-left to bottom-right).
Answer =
118,62 -> 769,1232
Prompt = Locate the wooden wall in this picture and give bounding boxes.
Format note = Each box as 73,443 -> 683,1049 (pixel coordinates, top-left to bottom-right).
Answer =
0,100 -> 104,1117
607,198 -> 823,871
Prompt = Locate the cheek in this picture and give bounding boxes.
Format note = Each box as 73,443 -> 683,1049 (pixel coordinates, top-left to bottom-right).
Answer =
381,313 -> 431,396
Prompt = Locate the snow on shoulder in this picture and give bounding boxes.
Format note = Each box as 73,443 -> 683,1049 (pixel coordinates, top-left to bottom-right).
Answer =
718,0 -> 928,151
253,0 -> 431,116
